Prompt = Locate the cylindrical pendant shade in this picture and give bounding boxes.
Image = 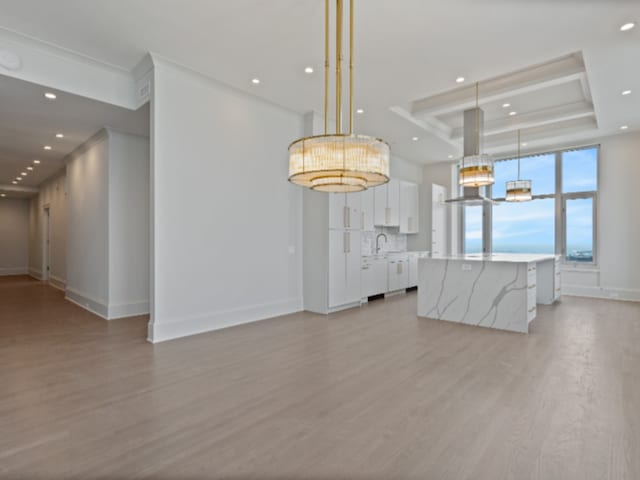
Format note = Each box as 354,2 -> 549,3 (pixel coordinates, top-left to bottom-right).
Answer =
505,179 -> 533,202
288,134 -> 390,192
459,153 -> 494,187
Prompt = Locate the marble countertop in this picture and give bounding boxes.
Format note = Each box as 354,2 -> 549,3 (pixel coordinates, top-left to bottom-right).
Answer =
363,251 -> 430,258
425,253 -> 559,263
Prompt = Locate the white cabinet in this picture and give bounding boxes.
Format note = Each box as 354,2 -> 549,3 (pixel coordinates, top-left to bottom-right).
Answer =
329,229 -> 361,308
399,181 -> 419,234
329,193 -> 361,230
362,255 -> 388,297
388,253 -> 409,291
360,188 -> 375,232
374,179 -> 400,227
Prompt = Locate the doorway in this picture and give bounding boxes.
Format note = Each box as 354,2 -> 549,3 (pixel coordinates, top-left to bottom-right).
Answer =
43,206 -> 50,281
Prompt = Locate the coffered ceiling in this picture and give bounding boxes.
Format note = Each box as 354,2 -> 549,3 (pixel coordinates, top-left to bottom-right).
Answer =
0,0 -> 638,165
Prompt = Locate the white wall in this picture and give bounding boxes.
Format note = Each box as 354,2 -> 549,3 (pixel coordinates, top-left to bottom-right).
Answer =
28,171 -> 67,287
108,131 -> 150,318
149,56 -> 304,342
0,198 -> 30,275
65,131 -> 110,314
64,129 -> 151,318
562,131 -> 640,301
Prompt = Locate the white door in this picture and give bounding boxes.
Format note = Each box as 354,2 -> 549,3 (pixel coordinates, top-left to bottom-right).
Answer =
431,184 -> 447,257
43,207 -> 51,280
345,192 -> 361,231
374,182 -> 387,226
329,193 -> 348,230
328,230 -> 347,308
360,188 -> 375,231
387,179 -> 400,227
345,230 -> 362,303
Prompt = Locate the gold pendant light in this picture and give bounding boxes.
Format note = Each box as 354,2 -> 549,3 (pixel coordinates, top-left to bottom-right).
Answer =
288,0 -> 390,192
505,130 -> 532,202
459,82 -> 494,187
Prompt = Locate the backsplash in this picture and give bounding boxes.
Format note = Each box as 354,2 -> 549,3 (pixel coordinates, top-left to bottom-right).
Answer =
361,228 -> 407,255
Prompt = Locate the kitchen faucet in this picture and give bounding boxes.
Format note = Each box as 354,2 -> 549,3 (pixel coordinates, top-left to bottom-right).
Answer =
375,233 -> 388,254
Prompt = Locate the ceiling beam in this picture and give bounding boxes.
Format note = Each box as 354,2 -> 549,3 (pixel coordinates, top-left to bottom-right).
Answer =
0,184 -> 39,194
450,101 -> 595,140
411,54 -> 586,117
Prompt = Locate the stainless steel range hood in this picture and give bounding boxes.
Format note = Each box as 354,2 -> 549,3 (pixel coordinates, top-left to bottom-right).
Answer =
445,107 -> 494,205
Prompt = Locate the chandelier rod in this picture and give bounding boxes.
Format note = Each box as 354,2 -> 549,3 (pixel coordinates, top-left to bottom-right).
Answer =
324,0 -> 329,135
336,0 -> 343,134
517,129 -> 521,181
349,0 -> 354,135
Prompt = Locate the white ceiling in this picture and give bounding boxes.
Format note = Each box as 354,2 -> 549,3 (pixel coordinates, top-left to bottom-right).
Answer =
0,0 -> 638,165
0,75 -> 149,197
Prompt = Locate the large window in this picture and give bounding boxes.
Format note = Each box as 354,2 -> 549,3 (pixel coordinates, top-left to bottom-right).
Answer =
463,146 -> 598,263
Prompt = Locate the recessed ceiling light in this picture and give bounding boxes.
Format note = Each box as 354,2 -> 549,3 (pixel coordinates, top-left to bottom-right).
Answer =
502,103 -> 511,108
521,142 -> 528,146
412,136 -> 419,141
620,22 -> 635,32
44,145 -> 52,150
55,133 -> 64,138
27,166 -> 33,170
448,155 -> 454,159
33,160 -> 41,164
304,67 -> 314,74
251,78 -> 260,84
12,181 -> 17,184
622,90 -> 632,96
16,177 -> 22,181
455,77 -> 465,84
356,108 -> 364,114
21,172 -> 27,176
0,194 -> 5,197
44,92 -> 57,100
509,111 -> 517,116
620,125 -> 629,130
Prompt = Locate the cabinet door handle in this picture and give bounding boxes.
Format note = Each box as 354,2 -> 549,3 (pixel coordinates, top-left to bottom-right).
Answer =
408,216 -> 413,232
346,231 -> 351,253
528,284 -> 536,289
344,232 -> 348,253
344,206 -> 350,228
398,262 -> 403,274
385,207 -> 391,224
528,307 -> 536,313
361,211 -> 365,229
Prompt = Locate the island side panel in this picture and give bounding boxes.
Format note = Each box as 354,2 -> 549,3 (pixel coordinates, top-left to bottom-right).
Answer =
417,258 -> 530,333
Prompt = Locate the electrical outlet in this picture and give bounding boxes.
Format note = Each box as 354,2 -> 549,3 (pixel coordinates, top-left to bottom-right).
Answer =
462,264 -> 472,271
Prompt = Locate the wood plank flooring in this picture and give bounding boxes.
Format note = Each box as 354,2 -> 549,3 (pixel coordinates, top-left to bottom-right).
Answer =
1,274 -> 639,479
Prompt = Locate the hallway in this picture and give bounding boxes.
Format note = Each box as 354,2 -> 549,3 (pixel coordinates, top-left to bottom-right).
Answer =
1,276 -> 639,479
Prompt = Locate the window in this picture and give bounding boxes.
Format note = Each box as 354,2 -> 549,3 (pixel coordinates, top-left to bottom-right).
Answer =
464,206 -> 483,254
461,146 -> 598,263
493,198 -> 555,254
564,197 -> 594,262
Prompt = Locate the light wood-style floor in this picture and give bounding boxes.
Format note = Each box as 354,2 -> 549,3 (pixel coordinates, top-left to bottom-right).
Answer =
1,275 -> 639,479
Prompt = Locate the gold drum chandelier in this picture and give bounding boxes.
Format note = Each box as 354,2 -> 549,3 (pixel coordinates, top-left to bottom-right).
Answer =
505,130 -> 532,202
459,82 -> 494,187
288,0 -> 390,192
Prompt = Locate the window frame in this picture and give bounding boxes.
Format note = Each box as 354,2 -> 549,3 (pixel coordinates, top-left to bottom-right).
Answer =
460,144 -> 599,265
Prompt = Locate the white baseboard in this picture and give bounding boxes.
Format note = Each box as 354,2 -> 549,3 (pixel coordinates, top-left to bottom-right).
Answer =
148,297 -> 303,343
108,301 -> 150,319
0,267 -> 28,276
65,287 -> 109,319
28,267 -> 43,280
48,275 -> 66,291
562,285 -> 640,302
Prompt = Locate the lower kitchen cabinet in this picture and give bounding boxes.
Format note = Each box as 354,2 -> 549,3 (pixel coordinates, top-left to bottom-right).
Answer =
408,253 -> 419,287
362,255 -> 388,297
388,253 -> 409,291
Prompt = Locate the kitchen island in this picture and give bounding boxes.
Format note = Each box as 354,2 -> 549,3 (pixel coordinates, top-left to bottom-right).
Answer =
417,254 -> 560,333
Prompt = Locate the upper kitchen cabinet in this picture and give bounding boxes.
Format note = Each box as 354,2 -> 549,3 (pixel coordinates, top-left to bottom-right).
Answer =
360,188 -> 375,232
374,178 -> 400,227
399,181 -> 419,234
329,193 -> 361,230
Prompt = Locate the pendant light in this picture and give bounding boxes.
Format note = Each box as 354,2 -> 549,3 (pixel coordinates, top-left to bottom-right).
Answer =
459,82 -> 494,187
288,0 -> 390,192
505,130 -> 532,202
